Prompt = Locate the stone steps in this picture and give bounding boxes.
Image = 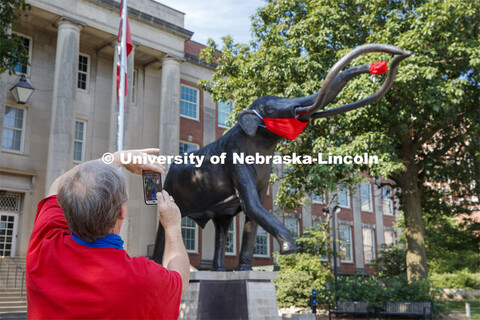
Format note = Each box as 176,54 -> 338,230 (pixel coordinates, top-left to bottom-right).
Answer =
0,258 -> 27,316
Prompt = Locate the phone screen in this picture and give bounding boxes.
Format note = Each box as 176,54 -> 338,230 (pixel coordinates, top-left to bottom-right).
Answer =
142,171 -> 162,205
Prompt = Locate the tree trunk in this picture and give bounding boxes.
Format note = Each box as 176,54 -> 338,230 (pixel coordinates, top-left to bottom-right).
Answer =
395,163 -> 429,280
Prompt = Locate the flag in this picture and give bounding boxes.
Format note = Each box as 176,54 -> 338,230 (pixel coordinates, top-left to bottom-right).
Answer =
118,0 -> 132,56
116,0 -> 132,101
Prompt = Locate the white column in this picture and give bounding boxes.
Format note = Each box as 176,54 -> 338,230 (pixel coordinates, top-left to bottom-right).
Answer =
45,18 -> 83,191
203,91 -> 216,145
374,183 -> 385,246
159,56 -> 181,158
352,187 -> 365,273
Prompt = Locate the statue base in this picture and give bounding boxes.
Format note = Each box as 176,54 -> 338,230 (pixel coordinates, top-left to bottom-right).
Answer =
180,271 -> 279,320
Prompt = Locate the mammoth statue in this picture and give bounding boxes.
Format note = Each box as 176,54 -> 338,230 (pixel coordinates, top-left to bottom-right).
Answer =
153,44 -> 411,271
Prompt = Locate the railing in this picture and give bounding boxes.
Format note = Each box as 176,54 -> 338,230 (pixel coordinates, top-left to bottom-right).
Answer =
0,257 -> 27,297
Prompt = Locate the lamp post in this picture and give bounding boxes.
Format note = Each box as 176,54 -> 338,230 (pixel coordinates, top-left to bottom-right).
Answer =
10,74 -> 35,104
324,205 -> 341,301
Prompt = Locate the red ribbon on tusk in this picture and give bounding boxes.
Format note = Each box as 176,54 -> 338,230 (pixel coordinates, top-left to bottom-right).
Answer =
369,61 -> 388,75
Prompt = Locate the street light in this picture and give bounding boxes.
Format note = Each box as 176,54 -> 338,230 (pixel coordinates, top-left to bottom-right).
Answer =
324,205 -> 342,301
10,74 -> 35,104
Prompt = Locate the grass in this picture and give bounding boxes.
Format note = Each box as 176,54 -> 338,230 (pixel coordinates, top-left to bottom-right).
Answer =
445,300 -> 480,319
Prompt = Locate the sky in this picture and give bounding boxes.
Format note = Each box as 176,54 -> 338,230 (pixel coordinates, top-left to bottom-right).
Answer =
156,0 -> 264,45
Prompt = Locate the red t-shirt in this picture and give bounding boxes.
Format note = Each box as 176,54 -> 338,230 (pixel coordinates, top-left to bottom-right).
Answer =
26,196 -> 182,319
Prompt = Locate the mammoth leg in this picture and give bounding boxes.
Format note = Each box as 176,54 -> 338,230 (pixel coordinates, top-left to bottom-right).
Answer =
152,223 -> 165,264
237,216 -> 258,271
212,216 -> 234,271
233,165 -> 297,262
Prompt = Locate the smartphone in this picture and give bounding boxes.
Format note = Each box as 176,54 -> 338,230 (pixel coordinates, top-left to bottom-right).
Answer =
142,170 -> 162,205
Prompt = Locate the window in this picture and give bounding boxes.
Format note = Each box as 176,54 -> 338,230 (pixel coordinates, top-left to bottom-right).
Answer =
73,120 -> 86,162
0,213 -> 19,257
77,54 -> 90,91
312,191 -> 326,204
384,230 -> 395,246
180,85 -> 199,120
2,106 -> 26,152
337,186 -> 350,208
0,192 -> 20,212
382,187 -> 394,215
284,218 -> 300,239
254,225 -> 269,257
13,34 -> 31,75
181,217 -> 197,252
362,228 -> 376,262
225,218 -> 236,255
179,141 -> 199,155
131,69 -> 138,104
360,182 -> 373,212
218,101 -> 233,127
338,225 -> 353,262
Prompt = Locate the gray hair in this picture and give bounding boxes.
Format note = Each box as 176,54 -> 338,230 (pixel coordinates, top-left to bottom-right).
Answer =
57,161 -> 128,242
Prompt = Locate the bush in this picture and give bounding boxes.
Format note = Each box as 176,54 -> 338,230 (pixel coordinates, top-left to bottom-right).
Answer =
383,276 -> 436,302
275,252 -> 332,308
274,225 -> 333,308
275,269 -> 314,308
323,275 -> 386,308
430,270 -> 480,289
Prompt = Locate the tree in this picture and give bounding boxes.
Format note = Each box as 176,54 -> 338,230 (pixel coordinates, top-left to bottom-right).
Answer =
201,0 -> 480,280
0,0 -> 31,74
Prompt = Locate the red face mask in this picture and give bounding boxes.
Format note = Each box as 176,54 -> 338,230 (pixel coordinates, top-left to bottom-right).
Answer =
253,110 -> 309,140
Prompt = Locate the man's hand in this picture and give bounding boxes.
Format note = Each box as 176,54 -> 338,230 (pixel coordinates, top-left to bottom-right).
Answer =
113,148 -> 165,175
156,190 -> 190,293
156,190 -> 181,230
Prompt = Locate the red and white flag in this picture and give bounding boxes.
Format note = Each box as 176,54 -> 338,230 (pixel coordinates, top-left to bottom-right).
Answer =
116,0 -> 131,152
116,0 -> 132,101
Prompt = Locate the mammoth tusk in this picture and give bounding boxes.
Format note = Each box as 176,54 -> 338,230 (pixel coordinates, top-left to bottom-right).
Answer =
310,51 -> 411,119
295,44 -> 412,117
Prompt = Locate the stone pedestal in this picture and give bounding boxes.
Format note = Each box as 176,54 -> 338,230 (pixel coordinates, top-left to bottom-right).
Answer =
180,271 -> 280,320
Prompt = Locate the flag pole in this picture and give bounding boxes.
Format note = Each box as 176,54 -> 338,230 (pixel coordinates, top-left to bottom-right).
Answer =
117,0 -> 127,152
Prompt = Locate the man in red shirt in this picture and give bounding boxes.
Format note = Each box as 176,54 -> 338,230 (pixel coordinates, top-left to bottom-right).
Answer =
26,149 -> 189,319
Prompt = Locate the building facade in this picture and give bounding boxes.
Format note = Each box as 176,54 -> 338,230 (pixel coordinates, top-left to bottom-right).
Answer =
0,0 -> 400,274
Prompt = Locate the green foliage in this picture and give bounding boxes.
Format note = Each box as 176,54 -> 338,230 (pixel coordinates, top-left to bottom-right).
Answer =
201,0 -> 480,279
422,188 -> 480,273
372,244 -> 407,278
295,224 -> 331,256
324,276 -> 387,308
275,253 -> 332,308
274,225 -> 332,308
275,269 -> 314,308
0,0 -> 31,74
430,270 -> 480,290
383,276 -> 437,303
322,275 -> 447,315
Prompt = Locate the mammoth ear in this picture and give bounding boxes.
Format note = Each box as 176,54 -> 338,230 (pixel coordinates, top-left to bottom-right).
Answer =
238,110 -> 262,137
